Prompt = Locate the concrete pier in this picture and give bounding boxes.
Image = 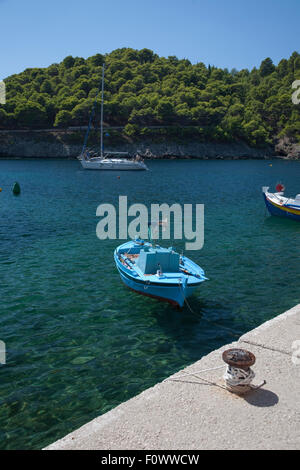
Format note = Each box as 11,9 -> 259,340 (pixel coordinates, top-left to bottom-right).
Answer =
45,304 -> 300,450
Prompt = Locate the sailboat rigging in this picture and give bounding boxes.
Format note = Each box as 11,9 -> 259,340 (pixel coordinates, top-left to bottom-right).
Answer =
78,64 -> 148,170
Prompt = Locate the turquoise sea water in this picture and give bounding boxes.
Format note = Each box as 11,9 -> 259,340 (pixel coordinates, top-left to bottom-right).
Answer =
0,158 -> 299,449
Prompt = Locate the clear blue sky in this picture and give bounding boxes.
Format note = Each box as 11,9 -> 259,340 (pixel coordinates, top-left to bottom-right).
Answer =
1,0 -> 299,80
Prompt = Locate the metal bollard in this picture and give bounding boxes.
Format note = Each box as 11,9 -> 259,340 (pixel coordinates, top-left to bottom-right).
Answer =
222,348 -> 265,394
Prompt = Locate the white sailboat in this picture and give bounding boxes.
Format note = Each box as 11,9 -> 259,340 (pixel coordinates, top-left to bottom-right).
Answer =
78,64 -> 148,171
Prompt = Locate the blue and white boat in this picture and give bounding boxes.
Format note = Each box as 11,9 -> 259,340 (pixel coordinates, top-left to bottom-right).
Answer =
262,185 -> 300,222
114,238 -> 207,307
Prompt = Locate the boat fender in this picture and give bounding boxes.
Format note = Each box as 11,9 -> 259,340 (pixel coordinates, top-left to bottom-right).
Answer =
134,236 -> 144,245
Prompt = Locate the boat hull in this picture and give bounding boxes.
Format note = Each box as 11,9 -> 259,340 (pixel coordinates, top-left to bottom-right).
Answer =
263,193 -> 300,221
116,265 -> 201,307
80,158 -> 147,170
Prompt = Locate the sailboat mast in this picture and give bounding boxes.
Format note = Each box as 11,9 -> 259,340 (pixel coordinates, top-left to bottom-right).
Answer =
100,63 -> 105,158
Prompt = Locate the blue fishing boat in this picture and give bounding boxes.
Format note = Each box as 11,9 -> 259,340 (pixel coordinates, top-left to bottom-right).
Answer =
262,185 -> 300,222
114,238 -> 207,307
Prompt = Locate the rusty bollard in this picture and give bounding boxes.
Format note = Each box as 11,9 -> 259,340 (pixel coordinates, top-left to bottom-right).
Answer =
222,348 -> 265,394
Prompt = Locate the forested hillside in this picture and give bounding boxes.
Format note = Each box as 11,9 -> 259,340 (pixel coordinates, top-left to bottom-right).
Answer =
0,48 -> 299,147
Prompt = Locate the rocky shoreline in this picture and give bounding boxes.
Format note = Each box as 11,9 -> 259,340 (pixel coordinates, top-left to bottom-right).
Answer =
0,130 -> 299,159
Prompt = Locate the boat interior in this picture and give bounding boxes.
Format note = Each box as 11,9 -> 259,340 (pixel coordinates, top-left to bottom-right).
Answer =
118,245 -> 180,274
269,191 -> 300,207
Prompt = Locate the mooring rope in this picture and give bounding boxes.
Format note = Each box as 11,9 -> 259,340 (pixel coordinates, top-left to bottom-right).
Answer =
223,365 -> 255,387
177,280 -> 241,338
164,364 -> 228,390
165,363 -> 260,393
167,365 -> 225,379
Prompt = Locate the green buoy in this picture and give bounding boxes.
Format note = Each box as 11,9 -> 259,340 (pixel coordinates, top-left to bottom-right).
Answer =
12,182 -> 21,195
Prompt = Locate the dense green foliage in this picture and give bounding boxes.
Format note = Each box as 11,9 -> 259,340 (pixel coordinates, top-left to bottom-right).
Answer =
1,48 -> 300,146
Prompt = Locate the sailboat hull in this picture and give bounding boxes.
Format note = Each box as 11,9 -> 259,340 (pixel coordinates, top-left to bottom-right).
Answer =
80,158 -> 147,170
